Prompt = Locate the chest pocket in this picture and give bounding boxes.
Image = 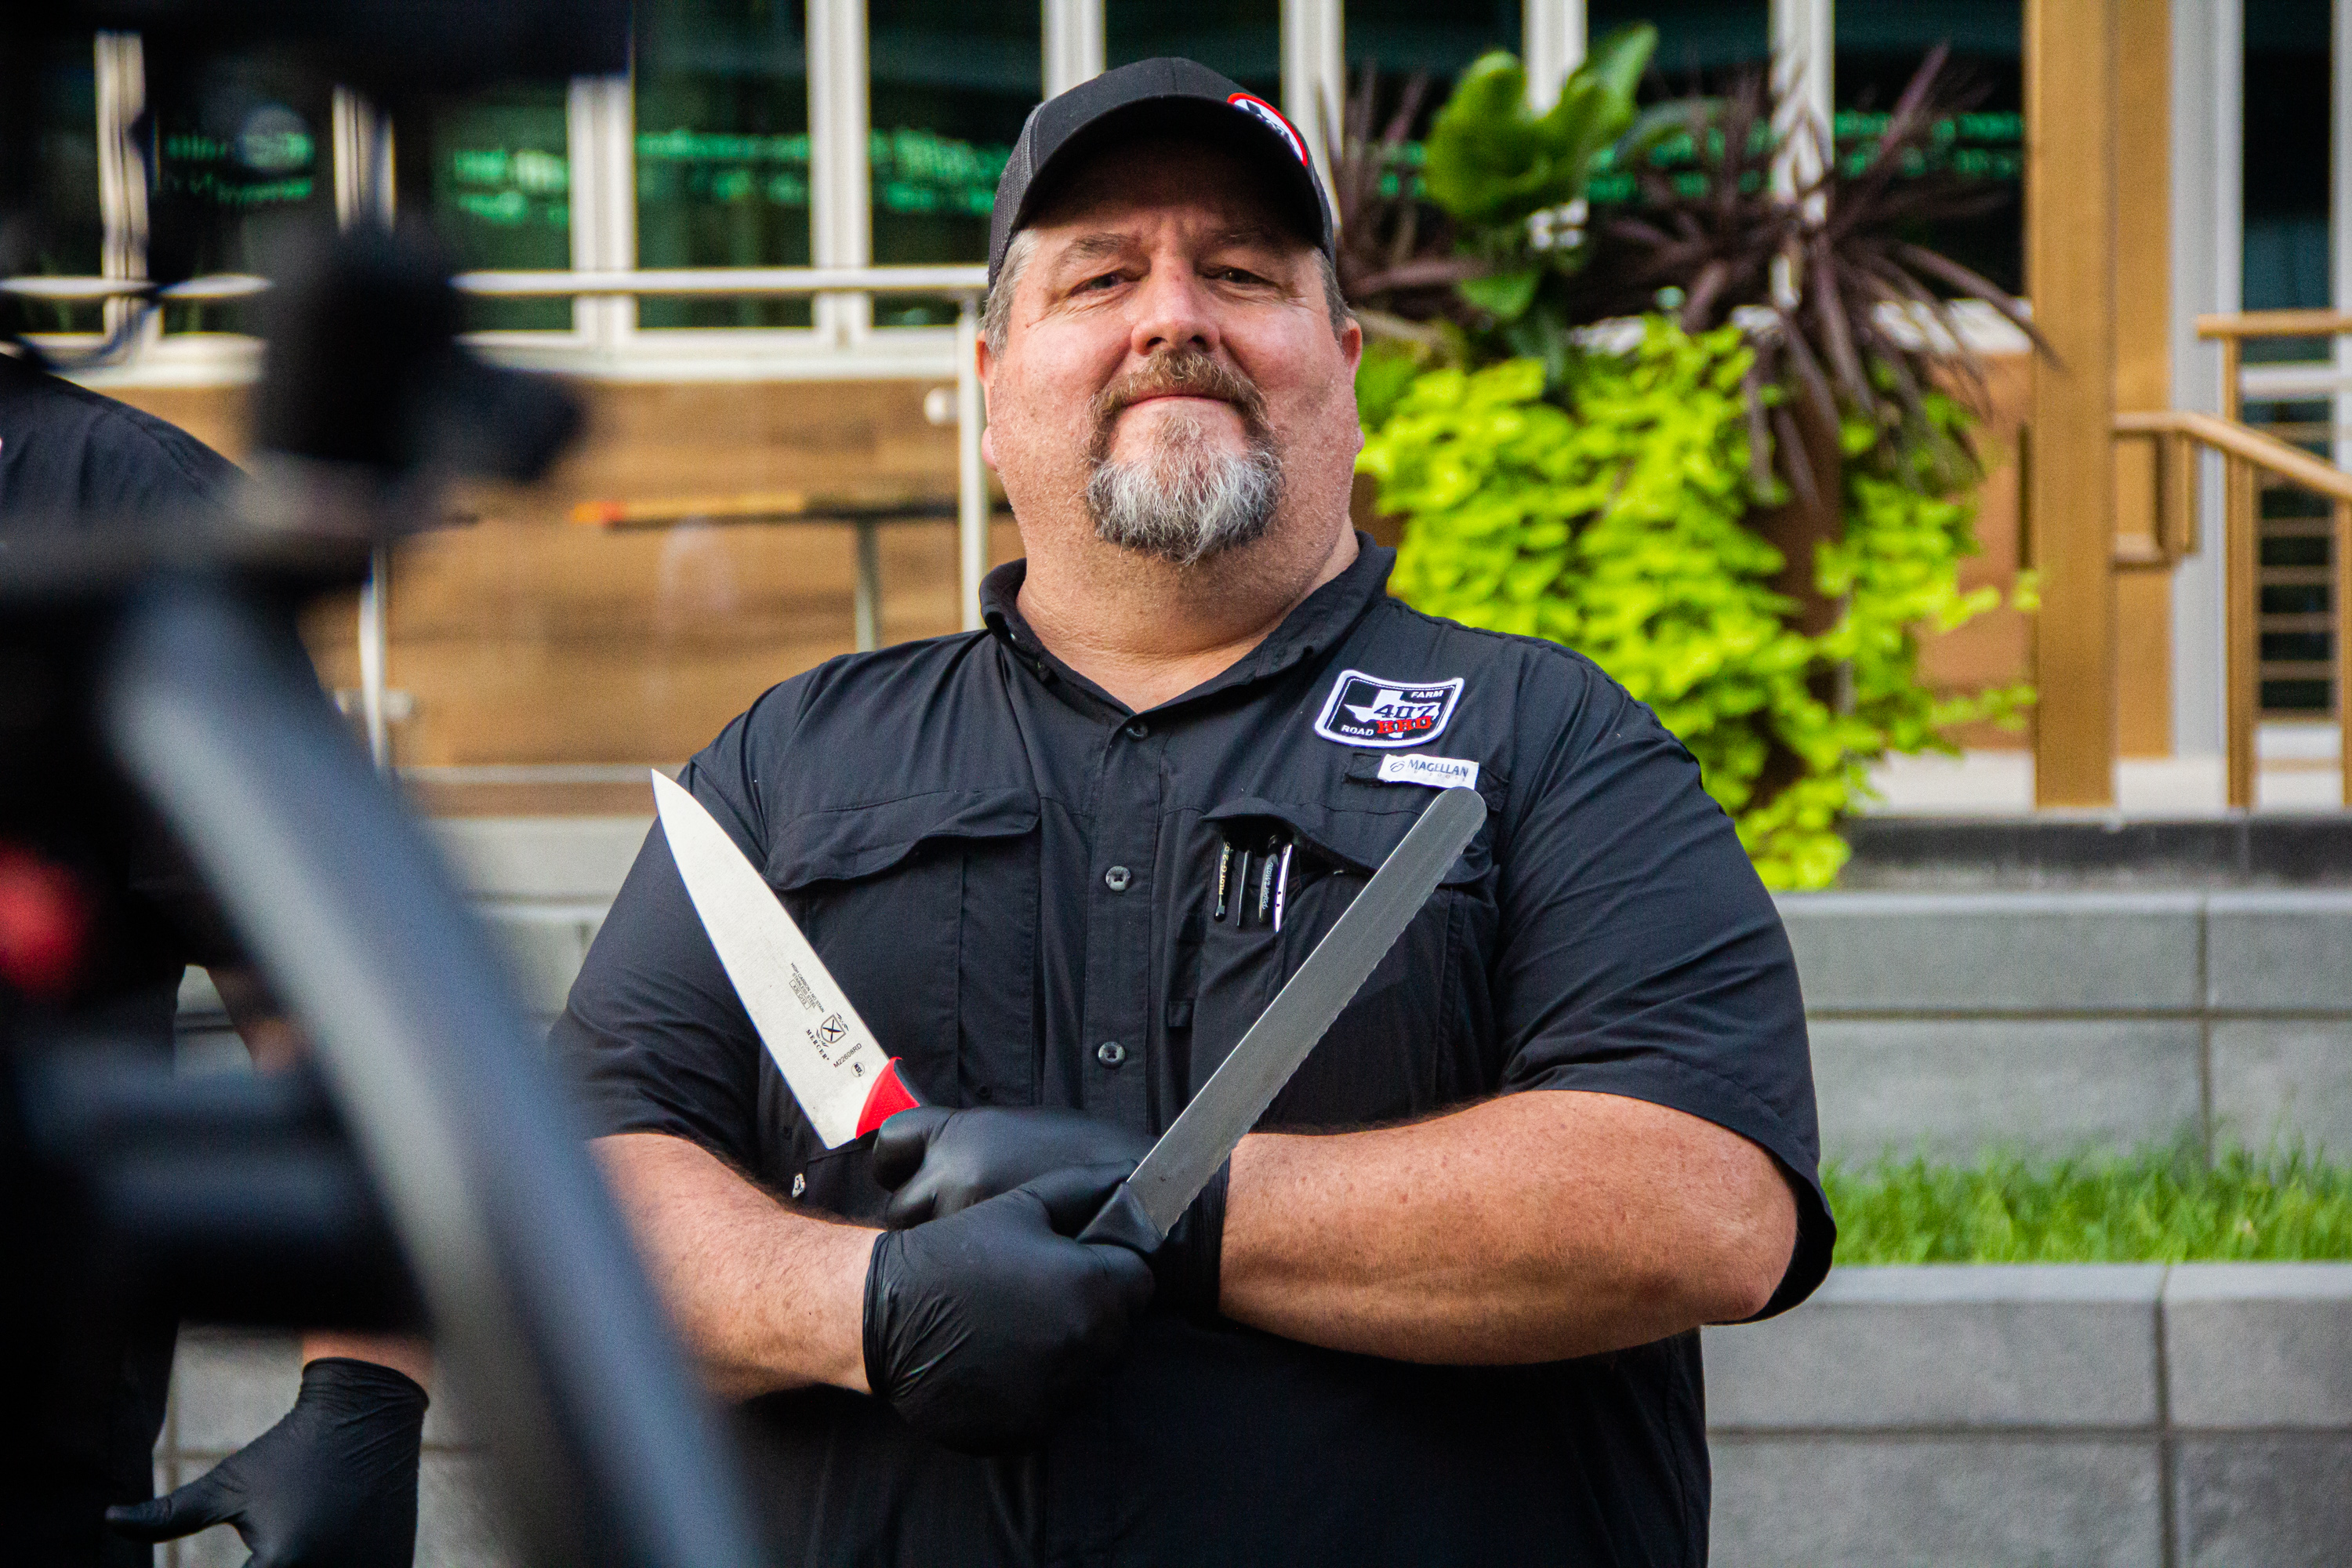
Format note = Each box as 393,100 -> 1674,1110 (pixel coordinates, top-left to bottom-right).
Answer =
1183,796 -> 1499,1131
760,789 -> 1039,1218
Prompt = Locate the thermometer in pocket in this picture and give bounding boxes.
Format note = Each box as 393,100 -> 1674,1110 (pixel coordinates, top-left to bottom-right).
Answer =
651,770 -> 922,1147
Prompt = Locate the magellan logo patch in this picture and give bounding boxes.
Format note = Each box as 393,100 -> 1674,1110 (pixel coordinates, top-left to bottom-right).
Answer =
1228,93 -> 1309,165
1314,670 -> 1465,749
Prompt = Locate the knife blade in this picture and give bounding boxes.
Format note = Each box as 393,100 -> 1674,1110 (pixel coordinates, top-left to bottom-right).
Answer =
652,769 -> 921,1148
1078,785 -> 1486,1248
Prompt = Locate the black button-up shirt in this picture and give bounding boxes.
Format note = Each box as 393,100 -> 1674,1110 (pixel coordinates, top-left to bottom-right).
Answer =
556,538 -> 1831,1567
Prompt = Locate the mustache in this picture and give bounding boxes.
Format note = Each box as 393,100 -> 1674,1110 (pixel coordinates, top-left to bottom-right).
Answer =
1087,350 -> 1271,460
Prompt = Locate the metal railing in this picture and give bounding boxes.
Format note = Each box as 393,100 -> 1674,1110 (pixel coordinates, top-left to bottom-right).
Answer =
2187,310 -> 2352,808
2115,405 -> 2352,807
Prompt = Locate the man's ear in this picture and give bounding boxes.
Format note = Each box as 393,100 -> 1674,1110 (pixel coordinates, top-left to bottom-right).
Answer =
1339,314 -> 1363,375
976,335 -> 1000,470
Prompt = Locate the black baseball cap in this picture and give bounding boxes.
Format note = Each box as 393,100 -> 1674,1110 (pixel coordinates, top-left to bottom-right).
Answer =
987,58 -> 1338,290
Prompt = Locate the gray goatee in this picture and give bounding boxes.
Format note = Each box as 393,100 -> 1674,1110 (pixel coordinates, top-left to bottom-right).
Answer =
1083,350 -> 1283,568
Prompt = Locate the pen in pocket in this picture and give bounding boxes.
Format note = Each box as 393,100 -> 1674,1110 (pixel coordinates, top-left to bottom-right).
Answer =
1255,836 -> 1278,926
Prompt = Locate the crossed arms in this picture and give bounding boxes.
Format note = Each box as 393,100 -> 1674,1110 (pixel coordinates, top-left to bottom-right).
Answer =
596,1087 -> 1798,1402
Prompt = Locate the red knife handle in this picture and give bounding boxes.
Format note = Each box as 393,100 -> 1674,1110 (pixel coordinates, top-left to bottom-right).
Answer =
854,1058 -> 924,1138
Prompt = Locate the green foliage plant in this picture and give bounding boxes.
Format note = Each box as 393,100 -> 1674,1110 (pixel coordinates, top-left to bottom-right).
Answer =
1418,27 -> 1677,386
1366,323 -> 2027,887
1825,1147 -> 2352,1264
1353,41 -> 2038,887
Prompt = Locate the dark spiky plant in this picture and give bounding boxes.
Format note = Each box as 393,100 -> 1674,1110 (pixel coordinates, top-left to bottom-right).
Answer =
1322,67 -> 1485,346
1559,45 -> 2045,506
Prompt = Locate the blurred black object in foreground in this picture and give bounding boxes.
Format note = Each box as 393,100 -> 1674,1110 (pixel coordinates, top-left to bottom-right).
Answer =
0,5 -> 771,1566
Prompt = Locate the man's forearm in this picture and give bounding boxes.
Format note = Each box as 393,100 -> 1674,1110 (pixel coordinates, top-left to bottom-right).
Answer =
1218,1090 -> 1797,1363
593,1132 -> 875,1399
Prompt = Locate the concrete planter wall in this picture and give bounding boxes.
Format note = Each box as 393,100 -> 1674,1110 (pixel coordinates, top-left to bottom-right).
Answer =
1707,1263 -> 2352,1568
156,1265 -> 2352,1568
1780,891 -> 2352,1163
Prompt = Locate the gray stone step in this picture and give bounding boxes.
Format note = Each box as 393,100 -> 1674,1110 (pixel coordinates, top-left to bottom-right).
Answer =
1706,1262 -> 2352,1568
1780,890 -> 2352,1161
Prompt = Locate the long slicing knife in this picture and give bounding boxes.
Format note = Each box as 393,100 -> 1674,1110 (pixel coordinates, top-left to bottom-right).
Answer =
1078,785 -> 1486,1249
652,770 -> 922,1147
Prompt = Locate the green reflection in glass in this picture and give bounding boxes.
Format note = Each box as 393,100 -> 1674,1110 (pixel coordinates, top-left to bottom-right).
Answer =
635,0 -> 811,328
1836,1 -> 2022,296
869,0 -> 1038,327
1105,1 -> 1282,105
151,55 -> 333,335
404,83 -> 573,332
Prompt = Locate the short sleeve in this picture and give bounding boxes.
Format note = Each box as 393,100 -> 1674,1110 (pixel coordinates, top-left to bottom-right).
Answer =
1493,670 -> 1832,1318
548,702 -> 782,1167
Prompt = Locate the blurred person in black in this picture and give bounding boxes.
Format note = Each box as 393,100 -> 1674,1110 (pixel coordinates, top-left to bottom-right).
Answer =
0,344 -> 431,1568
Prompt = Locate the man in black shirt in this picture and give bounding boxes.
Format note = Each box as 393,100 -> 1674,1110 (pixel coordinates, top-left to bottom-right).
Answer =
559,60 -> 1831,1565
0,347 -> 430,1567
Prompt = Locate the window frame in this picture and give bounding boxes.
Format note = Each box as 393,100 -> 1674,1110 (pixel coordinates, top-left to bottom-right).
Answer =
36,2 -> 1830,388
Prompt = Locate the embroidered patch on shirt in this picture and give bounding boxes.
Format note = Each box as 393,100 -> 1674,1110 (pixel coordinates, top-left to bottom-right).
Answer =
1313,670 -> 1465,749
1375,753 -> 1480,790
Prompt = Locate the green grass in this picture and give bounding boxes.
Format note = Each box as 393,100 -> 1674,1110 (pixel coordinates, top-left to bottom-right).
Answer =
1824,1148 -> 2352,1264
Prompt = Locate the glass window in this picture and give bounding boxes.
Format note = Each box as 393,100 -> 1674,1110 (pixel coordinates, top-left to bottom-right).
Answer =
27,34 -> 104,335
1345,0 -> 1522,143
634,0 -> 813,329
1836,1 -> 2023,297
400,83 -> 575,332
148,52 -> 334,335
1589,0 -> 1768,93
867,0 -> 1038,326
1105,2 -> 1281,104
2241,0 -> 2330,314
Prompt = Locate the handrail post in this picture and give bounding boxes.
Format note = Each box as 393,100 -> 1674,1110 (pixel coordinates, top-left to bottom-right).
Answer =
2227,451 -> 2257,809
956,291 -> 987,633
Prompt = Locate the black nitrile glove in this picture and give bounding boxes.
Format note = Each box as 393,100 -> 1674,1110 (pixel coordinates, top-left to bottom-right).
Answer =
107,1356 -> 426,1568
865,1163 -> 1156,1454
874,1106 -> 1149,1225
872,1105 -> 1229,1317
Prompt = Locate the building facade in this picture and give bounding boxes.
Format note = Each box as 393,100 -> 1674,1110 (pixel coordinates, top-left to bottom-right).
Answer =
16,2 -> 2337,811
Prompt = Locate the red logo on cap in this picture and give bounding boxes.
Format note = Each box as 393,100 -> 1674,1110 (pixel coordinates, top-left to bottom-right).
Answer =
1228,94 -> 1308,165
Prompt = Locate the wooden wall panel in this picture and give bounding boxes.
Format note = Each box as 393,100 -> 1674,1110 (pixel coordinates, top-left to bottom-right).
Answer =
1920,354 -> 2035,748
110,368 -> 2048,785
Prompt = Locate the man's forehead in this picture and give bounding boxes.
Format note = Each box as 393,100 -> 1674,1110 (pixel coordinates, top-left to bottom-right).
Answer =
1039,218 -> 1295,269
1023,139 -> 1310,260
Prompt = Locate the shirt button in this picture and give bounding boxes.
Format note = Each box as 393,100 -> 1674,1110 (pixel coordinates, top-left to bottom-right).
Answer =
1104,865 -> 1132,892
1096,1040 -> 1127,1069
1124,719 -> 1150,739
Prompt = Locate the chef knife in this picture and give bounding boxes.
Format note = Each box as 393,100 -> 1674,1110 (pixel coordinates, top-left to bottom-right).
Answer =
1077,785 -> 1486,1249
652,769 -> 922,1147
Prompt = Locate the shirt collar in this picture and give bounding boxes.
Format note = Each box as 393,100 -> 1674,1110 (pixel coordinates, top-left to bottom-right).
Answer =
981,532 -> 1396,718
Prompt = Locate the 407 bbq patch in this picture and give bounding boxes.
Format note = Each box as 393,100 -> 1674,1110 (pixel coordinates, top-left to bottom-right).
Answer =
1313,670 -> 1465,749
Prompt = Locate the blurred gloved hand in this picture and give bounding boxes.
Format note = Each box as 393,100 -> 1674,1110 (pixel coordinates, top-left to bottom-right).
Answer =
865,1163 -> 1155,1453
871,1105 -> 1228,1316
107,1356 -> 426,1568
